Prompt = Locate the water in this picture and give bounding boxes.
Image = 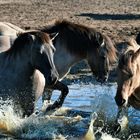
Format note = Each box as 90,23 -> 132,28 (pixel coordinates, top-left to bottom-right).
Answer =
45,83 -> 140,139
0,83 -> 140,139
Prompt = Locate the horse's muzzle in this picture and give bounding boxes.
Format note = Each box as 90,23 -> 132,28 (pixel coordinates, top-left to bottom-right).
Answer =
96,75 -> 108,83
115,96 -> 126,107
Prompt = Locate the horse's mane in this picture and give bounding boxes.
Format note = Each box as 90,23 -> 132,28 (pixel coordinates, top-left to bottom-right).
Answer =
119,38 -> 140,68
103,35 -> 118,64
41,20 -> 97,34
7,31 -> 50,54
41,20 -> 117,64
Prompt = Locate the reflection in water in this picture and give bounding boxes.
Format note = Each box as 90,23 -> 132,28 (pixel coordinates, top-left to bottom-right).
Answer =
0,83 -> 140,139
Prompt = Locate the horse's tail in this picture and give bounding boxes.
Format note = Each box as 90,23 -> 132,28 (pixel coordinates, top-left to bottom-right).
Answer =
40,20 -> 71,34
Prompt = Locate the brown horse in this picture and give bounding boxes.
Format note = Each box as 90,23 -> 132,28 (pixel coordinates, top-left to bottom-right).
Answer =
40,20 -> 117,110
115,38 -> 140,130
0,31 -> 58,116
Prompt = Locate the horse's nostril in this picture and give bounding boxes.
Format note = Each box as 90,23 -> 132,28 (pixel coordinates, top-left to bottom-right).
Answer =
115,96 -> 126,107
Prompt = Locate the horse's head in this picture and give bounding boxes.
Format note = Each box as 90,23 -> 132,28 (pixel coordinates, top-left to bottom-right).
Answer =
87,32 -> 117,83
115,39 -> 140,107
18,31 -> 59,86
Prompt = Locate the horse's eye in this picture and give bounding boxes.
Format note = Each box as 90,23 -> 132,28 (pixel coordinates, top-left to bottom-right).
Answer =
122,69 -> 133,78
128,71 -> 133,78
101,56 -> 105,60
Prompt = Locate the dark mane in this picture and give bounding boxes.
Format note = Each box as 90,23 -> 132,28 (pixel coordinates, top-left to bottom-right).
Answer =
41,20 -> 117,63
103,35 -> 118,64
118,39 -> 139,68
41,20 -> 98,34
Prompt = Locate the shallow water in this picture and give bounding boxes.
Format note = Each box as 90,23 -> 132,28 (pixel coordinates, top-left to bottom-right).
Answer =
0,83 -> 140,139
46,83 -> 140,139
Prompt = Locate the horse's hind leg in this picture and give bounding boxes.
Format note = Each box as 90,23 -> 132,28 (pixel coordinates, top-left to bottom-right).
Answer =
46,81 -> 69,111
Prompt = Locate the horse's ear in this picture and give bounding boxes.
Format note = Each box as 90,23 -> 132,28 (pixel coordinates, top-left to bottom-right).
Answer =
132,48 -> 140,62
95,32 -> 104,47
49,32 -> 59,41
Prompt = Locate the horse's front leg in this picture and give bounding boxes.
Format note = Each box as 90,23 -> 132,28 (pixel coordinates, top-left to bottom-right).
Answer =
20,97 -> 35,117
113,106 -> 129,135
46,81 -> 69,111
42,89 -> 53,104
41,89 -> 53,111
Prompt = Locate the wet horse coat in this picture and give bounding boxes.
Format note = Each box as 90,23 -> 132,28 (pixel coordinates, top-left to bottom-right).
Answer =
0,31 -> 58,116
40,20 -> 117,109
41,20 -> 117,81
115,38 -> 140,130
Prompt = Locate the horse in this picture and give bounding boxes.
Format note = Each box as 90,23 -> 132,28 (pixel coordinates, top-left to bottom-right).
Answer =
0,21 -> 117,111
40,20 -> 117,109
0,22 -> 24,52
0,31 -> 59,116
115,38 -> 140,130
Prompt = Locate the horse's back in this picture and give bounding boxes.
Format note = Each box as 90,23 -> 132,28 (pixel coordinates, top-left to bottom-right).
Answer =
0,22 -> 24,36
0,22 -> 24,52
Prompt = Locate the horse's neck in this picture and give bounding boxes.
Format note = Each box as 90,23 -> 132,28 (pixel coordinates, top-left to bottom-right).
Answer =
54,41 -> 85,79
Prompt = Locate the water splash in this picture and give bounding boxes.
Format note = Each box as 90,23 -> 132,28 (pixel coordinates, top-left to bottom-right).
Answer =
0,83 -> 140,139
0,99 -> 95,139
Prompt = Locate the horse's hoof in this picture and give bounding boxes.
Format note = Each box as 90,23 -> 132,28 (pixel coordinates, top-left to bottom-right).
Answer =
46,105 -> 54,112
112,123 -> 121,136
45,101 -> 62,112
53,101 -> 62,108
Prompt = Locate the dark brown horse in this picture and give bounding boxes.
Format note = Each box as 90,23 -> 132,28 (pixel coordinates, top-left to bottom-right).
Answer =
0,31 -> 58,116
115,38 -> 140,130
40,20 -> 117,110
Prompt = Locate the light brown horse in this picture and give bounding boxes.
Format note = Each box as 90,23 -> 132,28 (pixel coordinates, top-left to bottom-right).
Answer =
0,31 -> 58,116
115,38 -> 140,130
